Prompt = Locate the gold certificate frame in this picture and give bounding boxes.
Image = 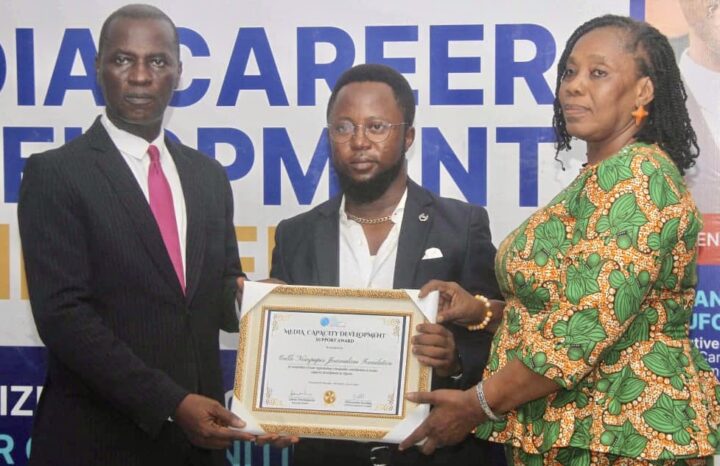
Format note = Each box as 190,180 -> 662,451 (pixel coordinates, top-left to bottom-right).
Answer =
231,282 -> 436,442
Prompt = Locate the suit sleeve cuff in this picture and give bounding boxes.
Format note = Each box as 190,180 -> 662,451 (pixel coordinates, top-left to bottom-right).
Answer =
139,384 -> 190,438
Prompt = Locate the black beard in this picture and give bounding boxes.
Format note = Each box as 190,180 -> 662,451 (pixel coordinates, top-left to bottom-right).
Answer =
335,153 -> 405,204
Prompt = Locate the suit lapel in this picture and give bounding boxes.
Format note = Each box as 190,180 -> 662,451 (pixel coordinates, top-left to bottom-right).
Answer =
169,138 -> 205,304
393,180 -> 434,289
314,197 -> 341,286
88,119 -> 185,298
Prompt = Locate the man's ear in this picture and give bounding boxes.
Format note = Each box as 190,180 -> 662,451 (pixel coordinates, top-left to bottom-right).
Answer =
404,125 -> 416,153
175,61 -> 183,90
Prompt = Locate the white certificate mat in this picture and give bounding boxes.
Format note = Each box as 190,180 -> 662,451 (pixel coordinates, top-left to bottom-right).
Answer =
259,310 -> 407,415
232,283 -> 437,442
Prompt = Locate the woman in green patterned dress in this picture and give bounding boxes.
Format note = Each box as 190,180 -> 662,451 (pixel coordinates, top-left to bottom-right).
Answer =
399,15 -> 720,466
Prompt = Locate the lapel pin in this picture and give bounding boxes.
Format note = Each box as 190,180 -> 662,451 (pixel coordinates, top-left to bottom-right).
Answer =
418,213 -> 429,222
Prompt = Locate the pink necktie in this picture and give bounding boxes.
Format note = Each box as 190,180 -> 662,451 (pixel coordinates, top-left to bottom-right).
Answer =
147,144 -> 185,293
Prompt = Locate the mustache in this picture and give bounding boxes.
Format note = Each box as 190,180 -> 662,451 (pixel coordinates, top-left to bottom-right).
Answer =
333,153 -> 406,204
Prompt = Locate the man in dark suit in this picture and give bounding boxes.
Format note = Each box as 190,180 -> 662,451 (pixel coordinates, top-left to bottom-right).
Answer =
271,64 -> 503,466
17,5 -> 254,465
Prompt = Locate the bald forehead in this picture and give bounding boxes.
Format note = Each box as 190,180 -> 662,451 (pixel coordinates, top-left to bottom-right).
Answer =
100,15 -> 179,58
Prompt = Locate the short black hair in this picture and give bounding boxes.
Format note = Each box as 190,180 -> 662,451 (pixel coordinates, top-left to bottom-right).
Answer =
553,14 -> 699,174
98,4 -> 179,60
326,64 -> 416,126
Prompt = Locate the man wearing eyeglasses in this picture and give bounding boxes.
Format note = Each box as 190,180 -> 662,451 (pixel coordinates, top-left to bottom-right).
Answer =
269,64 -> 504,466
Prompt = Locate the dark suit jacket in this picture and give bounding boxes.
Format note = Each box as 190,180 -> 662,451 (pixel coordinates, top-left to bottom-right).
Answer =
18,118 -> 242,466
271,180 -> 502,466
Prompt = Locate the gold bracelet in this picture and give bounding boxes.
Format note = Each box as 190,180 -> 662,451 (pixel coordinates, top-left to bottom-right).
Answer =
466,295 -> 492,331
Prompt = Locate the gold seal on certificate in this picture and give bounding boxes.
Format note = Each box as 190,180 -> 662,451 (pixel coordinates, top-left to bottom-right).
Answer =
231,282 -> 438,442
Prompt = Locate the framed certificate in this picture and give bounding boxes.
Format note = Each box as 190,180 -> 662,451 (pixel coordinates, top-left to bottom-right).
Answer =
231,282 -> 437,442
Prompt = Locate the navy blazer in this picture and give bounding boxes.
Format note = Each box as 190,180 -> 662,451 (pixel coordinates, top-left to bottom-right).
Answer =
18,118 -> 241,466
271,180 -> 502,466
271,179 -> 501,389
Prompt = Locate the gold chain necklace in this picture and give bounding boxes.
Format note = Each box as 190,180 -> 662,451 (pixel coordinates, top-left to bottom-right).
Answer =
346,212 -> 393,224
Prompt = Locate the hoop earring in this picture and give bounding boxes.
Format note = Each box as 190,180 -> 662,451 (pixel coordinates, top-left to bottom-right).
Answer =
631,105 -> 648,126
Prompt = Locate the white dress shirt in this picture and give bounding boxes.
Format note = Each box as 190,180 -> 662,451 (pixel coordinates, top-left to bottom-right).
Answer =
680,50 -> 720,213
680,50 -> 720,149
338,189 -> 407,289
100,113 -> 187,278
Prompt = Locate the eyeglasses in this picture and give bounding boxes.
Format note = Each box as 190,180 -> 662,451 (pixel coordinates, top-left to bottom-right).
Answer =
327,120 -> 407,143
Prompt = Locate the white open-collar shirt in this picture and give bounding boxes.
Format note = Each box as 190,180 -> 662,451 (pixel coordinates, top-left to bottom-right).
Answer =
338,188 -> 408,289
